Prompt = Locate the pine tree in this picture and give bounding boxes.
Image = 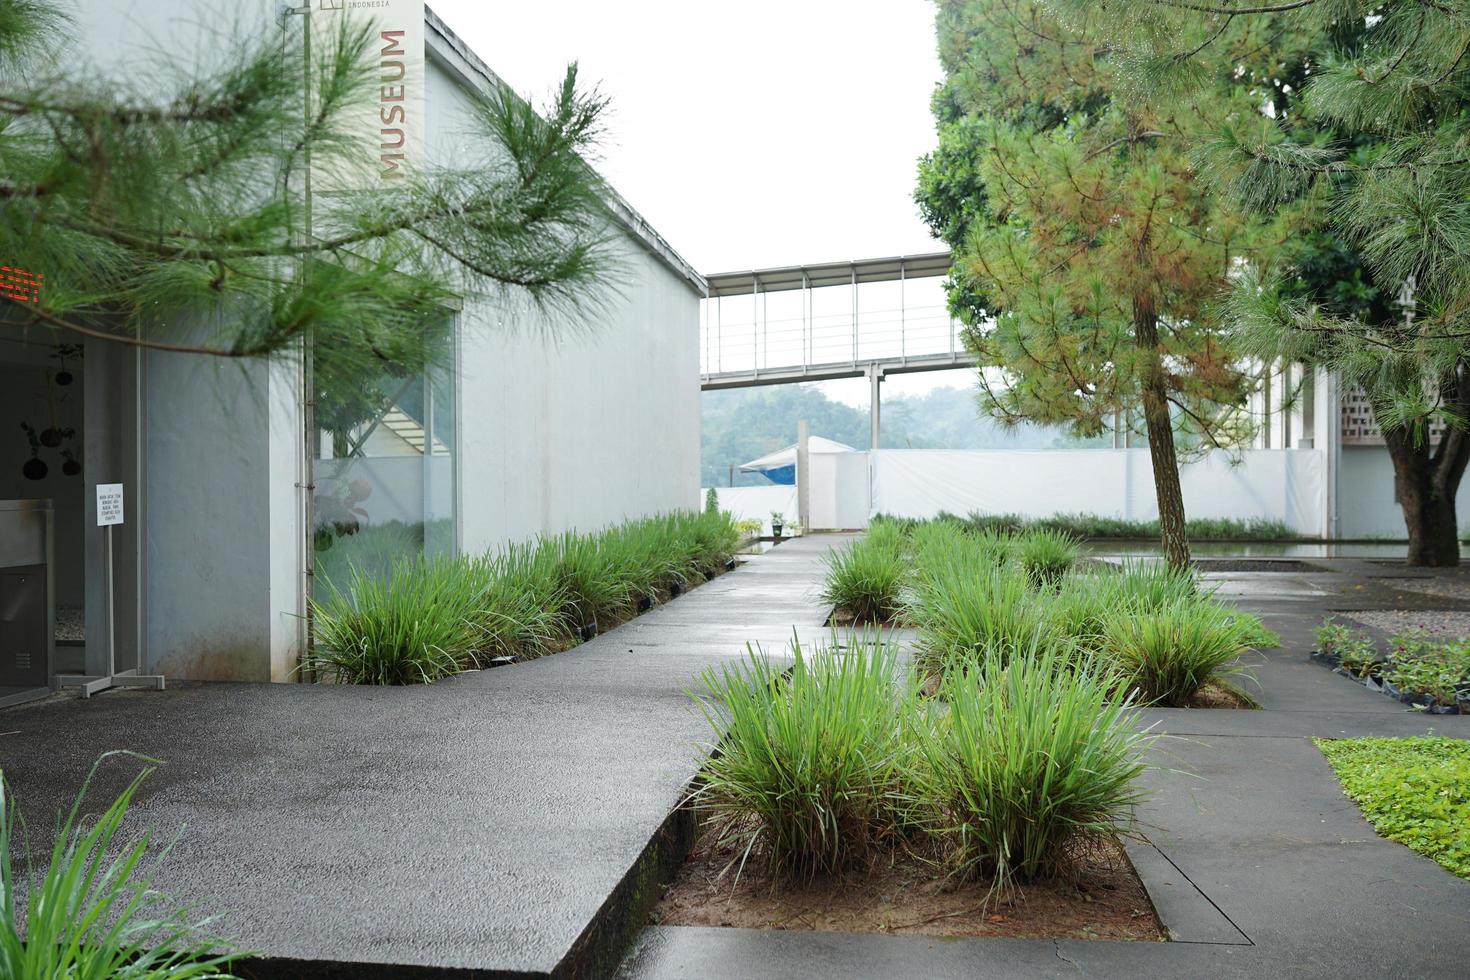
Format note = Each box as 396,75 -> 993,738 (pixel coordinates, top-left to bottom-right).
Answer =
917,1 -> 1290,567
0,0 -> 616,386
1054,0 -> 1470,564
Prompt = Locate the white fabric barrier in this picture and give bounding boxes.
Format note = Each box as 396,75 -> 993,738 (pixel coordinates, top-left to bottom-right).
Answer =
704,484 -> 799,534
869,448 -> 1325,536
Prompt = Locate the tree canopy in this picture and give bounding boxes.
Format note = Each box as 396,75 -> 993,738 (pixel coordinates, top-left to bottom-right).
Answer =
916,0 -> 1300,565
1056,0 -> 1470,564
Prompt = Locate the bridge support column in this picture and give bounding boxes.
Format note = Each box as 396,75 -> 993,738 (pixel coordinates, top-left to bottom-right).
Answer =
796,419 -> 811,533
867,364 -> 883,449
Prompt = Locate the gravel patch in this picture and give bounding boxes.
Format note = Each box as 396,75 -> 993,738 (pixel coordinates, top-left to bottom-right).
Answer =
1340,608 -> 1470,638
1371,577 -> 1470,601
54,605 -> 84,642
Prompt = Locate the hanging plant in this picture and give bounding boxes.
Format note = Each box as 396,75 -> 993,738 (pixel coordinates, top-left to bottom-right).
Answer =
19,422 -> 46,480
51,343 -> 81,387
61,448 -> 81,477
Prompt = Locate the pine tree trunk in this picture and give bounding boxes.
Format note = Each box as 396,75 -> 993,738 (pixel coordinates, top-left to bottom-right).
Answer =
1133,293 -> 1191,570
1384,407 -> 1468,567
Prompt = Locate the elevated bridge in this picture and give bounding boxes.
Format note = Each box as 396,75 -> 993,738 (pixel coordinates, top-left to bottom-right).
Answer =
699,250 -> 973,445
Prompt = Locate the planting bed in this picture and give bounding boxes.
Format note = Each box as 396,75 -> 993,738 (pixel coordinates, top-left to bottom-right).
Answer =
1311,618 -> 1470,713
821,518 -> 1276,709
1191,558 -> 1331,574
653,823 -> 1162,941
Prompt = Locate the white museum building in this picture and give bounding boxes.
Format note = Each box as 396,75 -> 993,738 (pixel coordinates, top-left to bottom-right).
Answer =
0,1 -> 704,704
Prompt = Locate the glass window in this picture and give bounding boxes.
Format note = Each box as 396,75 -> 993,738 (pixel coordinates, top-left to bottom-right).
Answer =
310,318 -> 456,595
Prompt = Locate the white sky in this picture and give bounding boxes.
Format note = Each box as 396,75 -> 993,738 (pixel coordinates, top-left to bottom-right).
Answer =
429,0 -> 946,275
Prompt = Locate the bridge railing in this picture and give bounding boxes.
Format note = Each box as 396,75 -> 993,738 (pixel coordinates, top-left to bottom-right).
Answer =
700,282 -> 964,377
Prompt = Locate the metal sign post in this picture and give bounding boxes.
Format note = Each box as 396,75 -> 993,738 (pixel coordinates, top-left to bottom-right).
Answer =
57,483 -> 165,699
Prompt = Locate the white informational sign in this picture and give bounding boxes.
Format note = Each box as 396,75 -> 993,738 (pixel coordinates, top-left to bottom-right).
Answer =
311,0 -> 426,191
96,483 -> 124,527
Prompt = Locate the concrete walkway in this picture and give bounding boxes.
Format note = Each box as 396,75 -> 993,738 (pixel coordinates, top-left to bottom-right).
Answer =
620,556 -> 1470,979
1,536 -> 846,979
8,544 -> 1470,978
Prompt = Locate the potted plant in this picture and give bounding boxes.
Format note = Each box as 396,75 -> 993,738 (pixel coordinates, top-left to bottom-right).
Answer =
770,511 -> 785,539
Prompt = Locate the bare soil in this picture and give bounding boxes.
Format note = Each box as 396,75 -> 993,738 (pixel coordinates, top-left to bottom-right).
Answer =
1185,678 -> 1256,709
652,827 -> 1163,941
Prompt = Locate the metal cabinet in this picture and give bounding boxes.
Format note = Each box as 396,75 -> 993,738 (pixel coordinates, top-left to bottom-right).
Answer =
0,499 -> 54,708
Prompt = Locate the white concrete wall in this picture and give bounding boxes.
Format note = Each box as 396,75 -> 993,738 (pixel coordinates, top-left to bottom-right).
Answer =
139,351 -> 301,682
426,50 -> 702,551
1338,445 -> 1470,540
706,485 -> 798,535
868,448 -> 1327,535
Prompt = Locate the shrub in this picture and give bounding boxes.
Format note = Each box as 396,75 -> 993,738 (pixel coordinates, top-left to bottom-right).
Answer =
1100,600 -> 1257,705
1015,527 -> 1080,589
1,753 -> 245,979
1316,737 -> 1470,879
691,633 -> 912,879
307,556 -> 486,684
820,524 -> 907,623
912,642 -> 1153,885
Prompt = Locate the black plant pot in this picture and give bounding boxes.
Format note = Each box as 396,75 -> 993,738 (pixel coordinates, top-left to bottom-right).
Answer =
54,370 -> 73,386
62,458 -> 80,476
21,457 -> 46,481
637,594 -> 654,613
724,558 -> 737,571
771,523 -> 784,538
39,427 -> 62,448
578,621 -> 598,642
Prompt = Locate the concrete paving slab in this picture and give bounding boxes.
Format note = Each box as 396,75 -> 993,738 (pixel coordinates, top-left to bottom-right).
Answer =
1,537 -> 847,978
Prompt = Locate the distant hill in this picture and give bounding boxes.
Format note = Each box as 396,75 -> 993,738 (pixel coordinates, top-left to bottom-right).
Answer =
702,383 -> 1104,487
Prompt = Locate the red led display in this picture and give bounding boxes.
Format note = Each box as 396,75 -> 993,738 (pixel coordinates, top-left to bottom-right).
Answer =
0,265 -> 42,304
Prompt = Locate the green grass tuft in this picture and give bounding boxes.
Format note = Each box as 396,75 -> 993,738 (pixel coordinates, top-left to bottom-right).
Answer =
1100,600 -> 1258,706
691,633 -> 913,880
820,523 -> 908,623
1,753 -> 247,979
308,510 -> 740,683
912,643 -> 1154,885
306,556 -> 487,684
1015,527 -> 1080,589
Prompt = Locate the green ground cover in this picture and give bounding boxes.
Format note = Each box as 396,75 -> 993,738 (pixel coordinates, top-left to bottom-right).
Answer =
1316,737 -> 1470,880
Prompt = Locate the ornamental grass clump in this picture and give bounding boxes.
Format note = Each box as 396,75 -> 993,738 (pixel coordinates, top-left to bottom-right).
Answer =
691,633 -> 913,879
307,555 -> 487,684
910,565 -> 1061,680
912,641 -> 1154,886
820,523 -> 908,623
461,551 -> 569,658
1,753 -> 245,979
1015,527 -> 1080,589
1100,600 -> 1258,706
1096,560 -> 1199,612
